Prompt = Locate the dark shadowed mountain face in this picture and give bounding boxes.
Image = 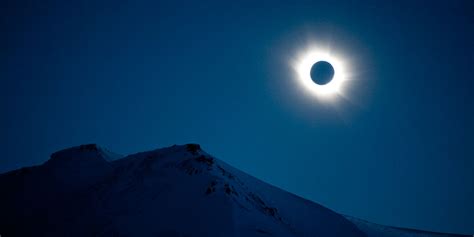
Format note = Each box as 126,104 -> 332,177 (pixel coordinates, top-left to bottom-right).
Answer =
0,144 -> 469,237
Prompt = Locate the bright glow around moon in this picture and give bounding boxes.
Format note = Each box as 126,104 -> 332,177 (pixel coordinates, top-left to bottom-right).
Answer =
292,46 -> 350,100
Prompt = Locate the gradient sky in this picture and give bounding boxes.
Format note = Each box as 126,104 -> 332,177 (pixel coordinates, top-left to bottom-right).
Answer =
2,0 -> 473,234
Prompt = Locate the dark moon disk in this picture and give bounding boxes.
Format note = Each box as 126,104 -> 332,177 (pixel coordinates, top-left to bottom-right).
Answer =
310,61 -> 335,85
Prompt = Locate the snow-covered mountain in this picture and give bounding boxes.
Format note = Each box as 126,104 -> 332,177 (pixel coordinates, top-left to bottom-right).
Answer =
0,144 -> 469,237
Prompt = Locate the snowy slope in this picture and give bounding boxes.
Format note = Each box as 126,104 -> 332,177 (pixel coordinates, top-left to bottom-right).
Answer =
0,144 -> 469,237
344,216 -> 470,237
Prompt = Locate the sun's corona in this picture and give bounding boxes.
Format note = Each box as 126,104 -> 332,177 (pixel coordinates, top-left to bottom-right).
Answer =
292,47 -> 349,100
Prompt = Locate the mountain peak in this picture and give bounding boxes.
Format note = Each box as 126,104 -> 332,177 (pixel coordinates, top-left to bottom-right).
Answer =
52,144 -> 101,155
45,144 -> 120,168
0,144 -> 468,237
185,143 -> 201,153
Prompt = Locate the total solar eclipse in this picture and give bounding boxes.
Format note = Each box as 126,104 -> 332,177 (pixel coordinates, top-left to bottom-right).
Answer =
292,46 -> 349,99
310,61 -> 335,85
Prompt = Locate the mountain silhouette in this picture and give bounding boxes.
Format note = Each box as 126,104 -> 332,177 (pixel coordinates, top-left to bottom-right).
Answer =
0,144 -> 469,237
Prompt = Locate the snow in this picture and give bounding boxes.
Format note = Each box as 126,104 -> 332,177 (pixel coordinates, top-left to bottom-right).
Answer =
344,216 -> 470,237
0,144 -> 470,237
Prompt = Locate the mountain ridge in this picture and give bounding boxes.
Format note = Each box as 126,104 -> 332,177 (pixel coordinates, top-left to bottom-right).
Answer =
0,144 -> 469,237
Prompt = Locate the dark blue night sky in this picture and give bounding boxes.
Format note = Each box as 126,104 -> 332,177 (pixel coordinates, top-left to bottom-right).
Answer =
2,0 -> 473,234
